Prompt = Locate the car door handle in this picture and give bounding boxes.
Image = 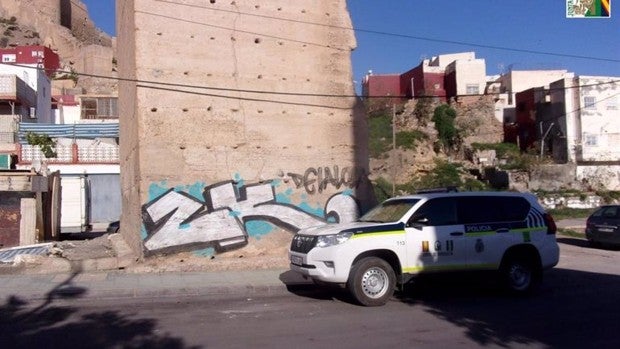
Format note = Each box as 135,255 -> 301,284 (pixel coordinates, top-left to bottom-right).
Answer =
496,228 -> 510,233
450,232 -> 464,236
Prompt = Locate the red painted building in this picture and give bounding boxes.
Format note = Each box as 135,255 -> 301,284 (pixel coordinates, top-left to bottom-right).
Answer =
361,73 -> 401,98
400,65 -> 446,101
362,65 -> 447,102
0,45 -> 60,78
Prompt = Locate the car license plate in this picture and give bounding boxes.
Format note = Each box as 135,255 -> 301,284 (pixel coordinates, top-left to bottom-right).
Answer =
599,228 -> 614,232
290,255 -> 303,265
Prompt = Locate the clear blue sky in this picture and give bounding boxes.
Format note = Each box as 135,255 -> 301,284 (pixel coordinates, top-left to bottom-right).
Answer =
84,0 -> 619,88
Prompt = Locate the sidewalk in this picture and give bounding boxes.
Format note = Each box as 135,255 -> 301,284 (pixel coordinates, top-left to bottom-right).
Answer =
0,268 -> 313,302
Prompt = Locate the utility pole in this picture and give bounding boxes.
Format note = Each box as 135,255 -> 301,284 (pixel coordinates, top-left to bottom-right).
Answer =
392,103 -> 396,196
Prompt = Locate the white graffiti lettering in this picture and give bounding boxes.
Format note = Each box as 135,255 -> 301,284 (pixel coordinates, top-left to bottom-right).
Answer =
142,181 -> 359,255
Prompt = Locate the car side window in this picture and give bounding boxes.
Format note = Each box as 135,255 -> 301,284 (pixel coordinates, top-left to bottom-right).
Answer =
458,196 -> 530,224
408,198 -> 457,226
602,207 -> 619,218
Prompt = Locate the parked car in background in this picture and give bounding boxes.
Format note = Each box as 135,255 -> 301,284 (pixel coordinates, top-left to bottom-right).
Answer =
585,205 -> 620,247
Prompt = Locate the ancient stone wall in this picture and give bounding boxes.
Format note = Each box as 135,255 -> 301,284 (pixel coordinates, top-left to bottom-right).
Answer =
118,0 -> 371,259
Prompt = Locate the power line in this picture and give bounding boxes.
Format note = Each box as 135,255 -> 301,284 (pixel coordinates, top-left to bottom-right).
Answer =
0,62 -> 618,101
153,0 -> 620,64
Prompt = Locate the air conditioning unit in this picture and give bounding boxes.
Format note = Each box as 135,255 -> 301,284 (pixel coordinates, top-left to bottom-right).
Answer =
29,107 -> 36,119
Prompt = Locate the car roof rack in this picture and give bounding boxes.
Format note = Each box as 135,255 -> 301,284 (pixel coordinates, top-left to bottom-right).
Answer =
415,186 -> 459,194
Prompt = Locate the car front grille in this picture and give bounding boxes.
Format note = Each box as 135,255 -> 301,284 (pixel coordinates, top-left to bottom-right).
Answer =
290,235 -> 317,253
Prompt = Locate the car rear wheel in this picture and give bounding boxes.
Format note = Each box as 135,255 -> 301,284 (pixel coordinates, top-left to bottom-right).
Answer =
347,257 -> 395,306
501,255 -> 541,294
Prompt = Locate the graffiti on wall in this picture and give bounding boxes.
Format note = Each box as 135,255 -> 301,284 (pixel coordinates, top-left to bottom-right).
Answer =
142,178 -> 360,255
286,166 -> 368,195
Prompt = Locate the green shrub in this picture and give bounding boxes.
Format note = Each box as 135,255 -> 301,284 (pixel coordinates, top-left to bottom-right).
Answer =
471,142 -> 520,158
548,207 -> 595,220
396,130 -> 428,150
595,190 -> 620,204
372,177 -> 393,203
415,159 -> 463,189
368,114 -> 393,158
432,105 -> 458,149
26,132 -> 57,158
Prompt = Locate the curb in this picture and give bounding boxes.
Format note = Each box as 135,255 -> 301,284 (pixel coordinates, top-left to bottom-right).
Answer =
0,269 -> 315,302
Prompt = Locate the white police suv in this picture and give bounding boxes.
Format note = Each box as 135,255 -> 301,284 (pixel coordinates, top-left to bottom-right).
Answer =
289,191 -> 560,306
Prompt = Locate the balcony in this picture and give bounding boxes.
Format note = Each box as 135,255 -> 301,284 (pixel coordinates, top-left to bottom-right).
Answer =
17,122 -> 120,164
19,139 -> 119,164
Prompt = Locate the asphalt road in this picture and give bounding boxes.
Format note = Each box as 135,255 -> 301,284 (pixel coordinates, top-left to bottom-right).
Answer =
1,239 -> 618,349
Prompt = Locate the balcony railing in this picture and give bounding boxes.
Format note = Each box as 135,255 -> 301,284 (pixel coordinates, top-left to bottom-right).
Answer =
18,142 -> 119,164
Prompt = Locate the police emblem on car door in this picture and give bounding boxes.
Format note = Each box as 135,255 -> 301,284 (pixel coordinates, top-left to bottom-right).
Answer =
405,197 -> 467,273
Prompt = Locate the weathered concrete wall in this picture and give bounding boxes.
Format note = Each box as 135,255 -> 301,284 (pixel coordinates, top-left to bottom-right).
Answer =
118,0 -> 371,259
577,165 -> 620,190
524,164 -> 620,191
527,164 -> 578,191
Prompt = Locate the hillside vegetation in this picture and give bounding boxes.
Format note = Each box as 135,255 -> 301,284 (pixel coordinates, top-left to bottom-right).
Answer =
365,96 -> 543,202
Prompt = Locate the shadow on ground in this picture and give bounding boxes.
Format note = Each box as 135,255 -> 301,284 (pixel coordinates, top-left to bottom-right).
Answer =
286,266 -> 620,347
395,268 -> 620,348
558,237 -> 620,250
0,273 -> 199,349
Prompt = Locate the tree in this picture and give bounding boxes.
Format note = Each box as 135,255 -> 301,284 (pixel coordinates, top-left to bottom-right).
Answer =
26,132 -> 57,158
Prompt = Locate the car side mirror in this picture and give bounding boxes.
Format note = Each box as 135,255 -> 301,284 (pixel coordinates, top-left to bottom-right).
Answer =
407,217 -> 428,230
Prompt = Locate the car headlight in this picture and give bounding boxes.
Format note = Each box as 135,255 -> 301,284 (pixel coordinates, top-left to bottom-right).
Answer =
316,231 -> 353,248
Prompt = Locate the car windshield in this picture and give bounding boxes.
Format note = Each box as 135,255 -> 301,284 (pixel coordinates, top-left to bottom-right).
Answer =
359,199 -> 420,223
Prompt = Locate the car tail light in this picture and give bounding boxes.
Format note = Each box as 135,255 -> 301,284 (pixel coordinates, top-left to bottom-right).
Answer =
544,213 -> 557,234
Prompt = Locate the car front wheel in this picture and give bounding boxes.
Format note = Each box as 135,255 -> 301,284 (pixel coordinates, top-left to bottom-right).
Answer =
347,257 -> 396,306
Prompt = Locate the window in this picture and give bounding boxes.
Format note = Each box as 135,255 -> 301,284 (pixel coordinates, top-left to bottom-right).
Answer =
584,96 -> 597,110
593,206 -> 620,219
466,84 -> 479,95
409,198 -> 457,226
80,97 -> 118,119
458,196 -> 530,224
606,97 -> 618,110
360,199 -> 420,223
584,134 -> 598,146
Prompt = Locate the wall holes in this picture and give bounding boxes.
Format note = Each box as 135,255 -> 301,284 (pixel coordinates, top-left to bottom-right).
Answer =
150,108 -> 157,112
254,38 -> 261,44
